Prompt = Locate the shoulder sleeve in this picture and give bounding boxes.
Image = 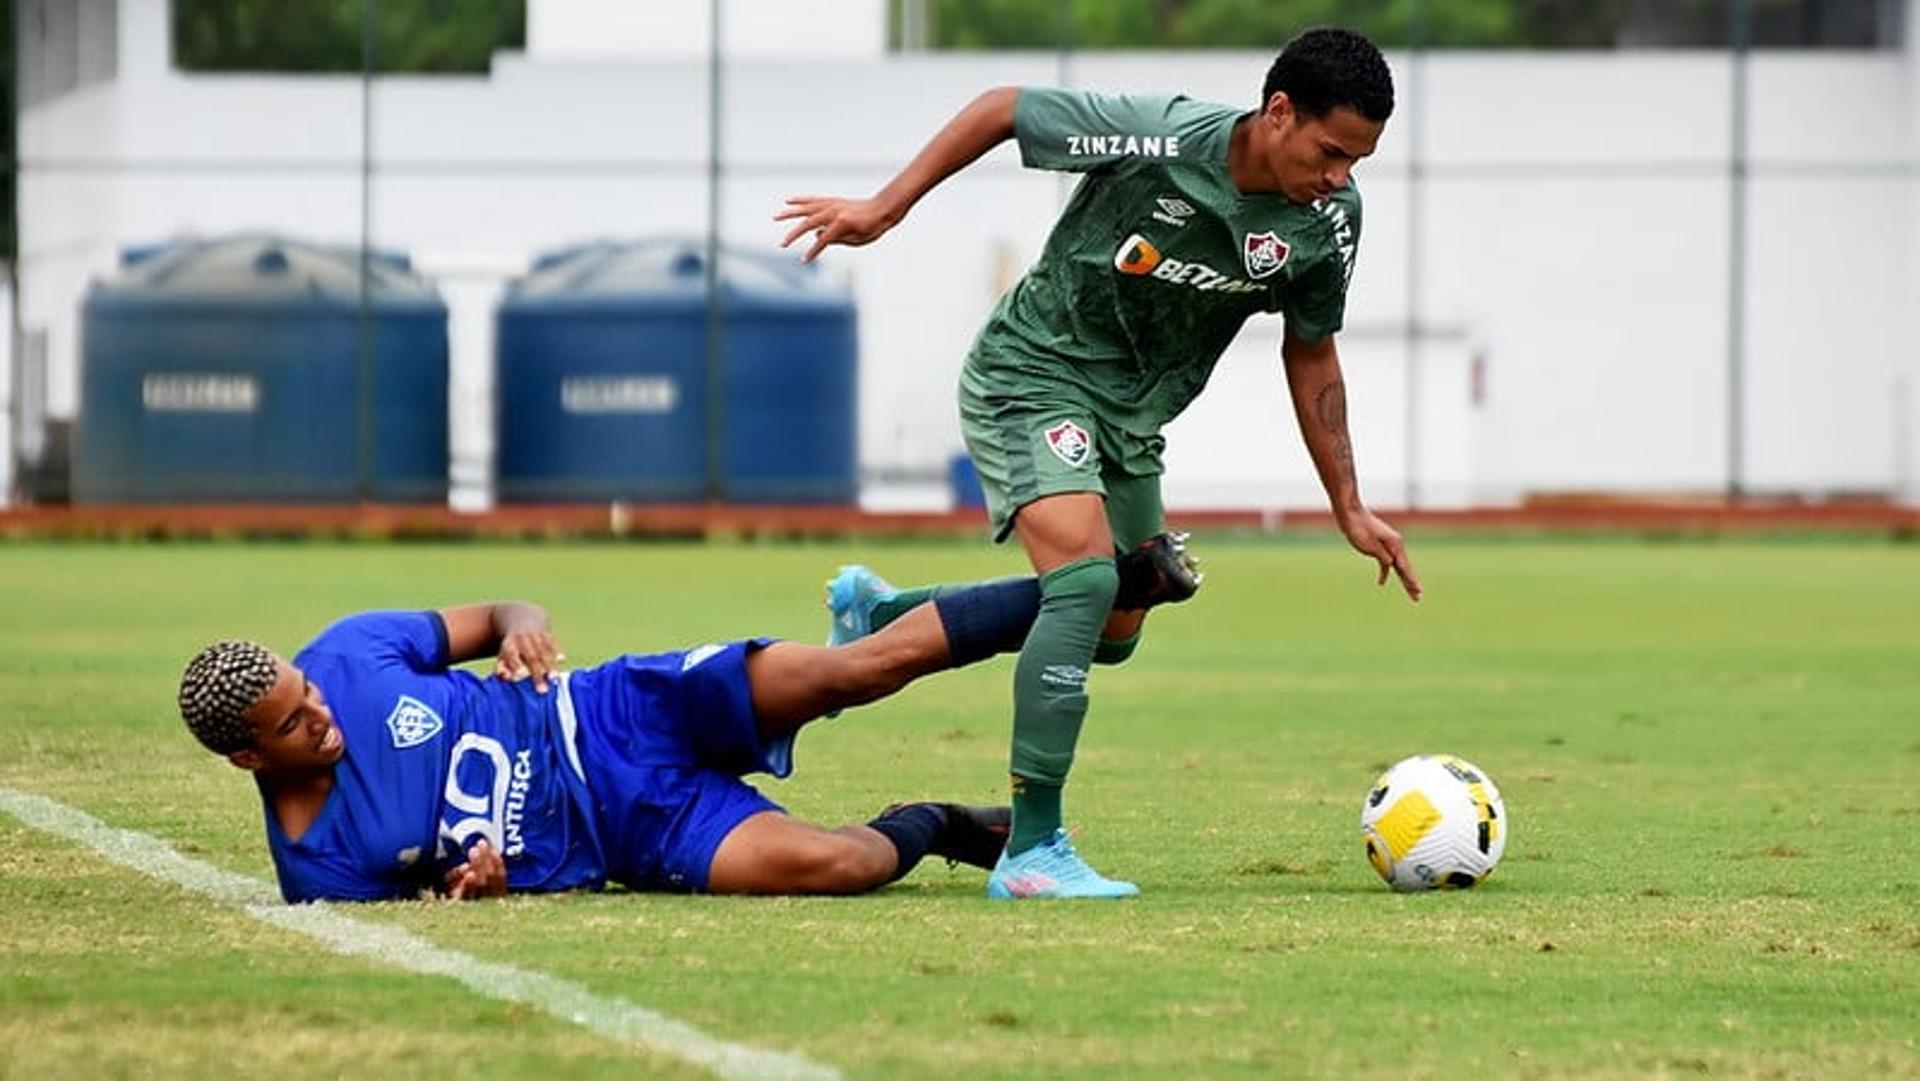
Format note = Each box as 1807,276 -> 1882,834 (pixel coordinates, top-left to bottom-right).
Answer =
1283,191 -> 1364,343
267,810 -> 428,903
1015,89 -> 1203,173
299,610 -> 449,673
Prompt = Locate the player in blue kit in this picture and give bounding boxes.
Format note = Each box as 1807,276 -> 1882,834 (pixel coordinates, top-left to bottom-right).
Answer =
177,593 -> 1019,903
176,546 -> 1195,904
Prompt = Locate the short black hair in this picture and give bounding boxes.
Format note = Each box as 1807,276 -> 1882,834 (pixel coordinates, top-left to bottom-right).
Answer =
1262,28 -> 1394,123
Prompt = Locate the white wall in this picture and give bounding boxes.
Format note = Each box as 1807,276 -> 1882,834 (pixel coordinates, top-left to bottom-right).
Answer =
1907,9 -> 1920,504
1,280 -> 12,504
527,0 -> 885,60
17,0 -> 1920,508
1745,56 -> 1915,497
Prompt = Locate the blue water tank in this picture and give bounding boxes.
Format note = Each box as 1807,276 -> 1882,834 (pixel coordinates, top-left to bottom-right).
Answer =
76,234 -> 449,503
495,238 -> 857,503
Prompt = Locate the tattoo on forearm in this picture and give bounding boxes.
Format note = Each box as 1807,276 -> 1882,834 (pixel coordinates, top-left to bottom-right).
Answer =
1315,381 -> 1356,478
1314,381 -> 1347,431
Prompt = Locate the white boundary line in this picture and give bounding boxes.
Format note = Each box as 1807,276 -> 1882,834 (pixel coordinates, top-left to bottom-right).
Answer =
0,786 -> 844,1081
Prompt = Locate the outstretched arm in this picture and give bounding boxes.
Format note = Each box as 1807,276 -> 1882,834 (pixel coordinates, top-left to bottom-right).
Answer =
439,602 -> 565,692
1281,329 -> 1422,601
776,87 -> 1019,263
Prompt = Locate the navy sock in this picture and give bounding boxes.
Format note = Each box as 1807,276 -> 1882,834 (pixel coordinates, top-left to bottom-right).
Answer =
866,803 -> 947,883
933,577 -> 1042,667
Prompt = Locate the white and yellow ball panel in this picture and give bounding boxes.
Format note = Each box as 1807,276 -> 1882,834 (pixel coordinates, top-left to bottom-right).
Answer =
1360,754 -> 1507,892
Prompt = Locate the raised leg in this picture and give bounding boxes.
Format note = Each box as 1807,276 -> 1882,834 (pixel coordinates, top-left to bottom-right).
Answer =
745,601 -> 954,741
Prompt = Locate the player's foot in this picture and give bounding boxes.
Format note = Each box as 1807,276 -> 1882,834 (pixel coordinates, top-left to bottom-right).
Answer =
1114,531 -> 1203,610
880,801 -> 1010,870
985,829 -> 1139,900
826,564 -> 896,646
823,564 -> 896,718
938,803 -> 1012,870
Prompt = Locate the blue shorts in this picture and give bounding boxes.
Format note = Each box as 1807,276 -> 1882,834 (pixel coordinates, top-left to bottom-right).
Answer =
565,639 -> 788,892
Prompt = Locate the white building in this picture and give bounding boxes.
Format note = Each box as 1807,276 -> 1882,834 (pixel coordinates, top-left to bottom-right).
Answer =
11,0 -> 1919,509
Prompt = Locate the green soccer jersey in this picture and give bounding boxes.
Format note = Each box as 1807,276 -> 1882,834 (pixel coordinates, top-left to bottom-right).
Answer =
969,88 -> 1363,435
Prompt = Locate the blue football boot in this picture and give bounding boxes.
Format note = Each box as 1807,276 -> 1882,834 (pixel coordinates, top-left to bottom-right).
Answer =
985,829 -> 1139,900
823,564 -> 896,717
826,564 -> 895,646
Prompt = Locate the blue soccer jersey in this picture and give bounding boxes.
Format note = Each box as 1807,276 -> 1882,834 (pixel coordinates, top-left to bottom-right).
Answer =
264,611 -> 607,902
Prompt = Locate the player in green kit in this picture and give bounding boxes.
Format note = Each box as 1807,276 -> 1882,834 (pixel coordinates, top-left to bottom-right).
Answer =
778,28 -> 1422,899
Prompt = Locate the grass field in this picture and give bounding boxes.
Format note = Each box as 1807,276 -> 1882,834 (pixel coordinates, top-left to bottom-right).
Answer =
3,537 -> 1917,1080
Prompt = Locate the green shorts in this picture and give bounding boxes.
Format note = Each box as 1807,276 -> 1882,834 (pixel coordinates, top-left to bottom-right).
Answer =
958,363 -> 1166,548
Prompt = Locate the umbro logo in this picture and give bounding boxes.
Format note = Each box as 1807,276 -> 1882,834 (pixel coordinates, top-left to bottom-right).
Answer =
1040,664 -> 1088,689
1152,196 -> 1195,228
385,696 -> 444,749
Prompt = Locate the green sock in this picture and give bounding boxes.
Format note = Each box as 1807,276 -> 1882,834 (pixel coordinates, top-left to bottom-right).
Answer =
870,575 -> 1032,632
1007,557 -> 1119,853
1009,776 -> 1062,853
870,585 -> 940,630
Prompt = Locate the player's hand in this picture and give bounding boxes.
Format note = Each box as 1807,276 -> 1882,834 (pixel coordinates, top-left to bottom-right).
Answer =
1339,507 -> 1422,602
494,626 -> 565,694
446,839 -> 507,900
775,195 -> 898,263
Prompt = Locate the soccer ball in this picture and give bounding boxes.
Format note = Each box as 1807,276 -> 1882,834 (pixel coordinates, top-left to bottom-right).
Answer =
1360,754 -> 1507,891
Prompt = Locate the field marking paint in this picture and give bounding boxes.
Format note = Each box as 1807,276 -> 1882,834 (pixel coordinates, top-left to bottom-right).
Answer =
0,787 -> 843,1081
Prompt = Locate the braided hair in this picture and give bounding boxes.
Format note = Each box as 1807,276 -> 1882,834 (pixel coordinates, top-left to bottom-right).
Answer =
178,640 -> 278,755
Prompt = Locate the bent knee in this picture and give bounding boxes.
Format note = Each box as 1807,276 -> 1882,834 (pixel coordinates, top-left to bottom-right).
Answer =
710,815 -> 895,895
1040,556 -> 1120,612
785,833 -> 894,894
